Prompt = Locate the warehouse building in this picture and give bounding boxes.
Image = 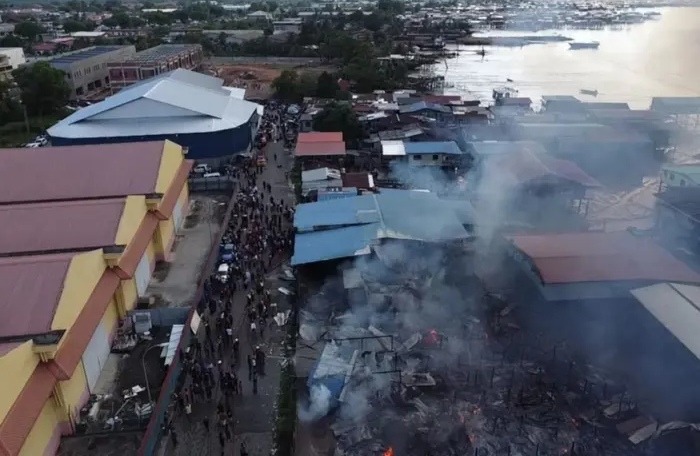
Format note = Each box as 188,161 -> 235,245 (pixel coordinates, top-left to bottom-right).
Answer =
107,44 -> 203,91
0,140 -> 192,456
47,69 -> 262,161
46,45 -> 136,100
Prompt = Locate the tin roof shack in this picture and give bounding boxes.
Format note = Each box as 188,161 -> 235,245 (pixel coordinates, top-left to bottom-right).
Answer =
301,167 -> 342,198
541,95 -> 586,114
510,122 -> 654,186
654,187 -> 700,256
295,132 -> 347,170
493,232 -> 700,422
659,164 -> 700,190
471,147 -> 600,231
291,189 -> 472,267
381,140 -> 464,169
585,107 -> 670,152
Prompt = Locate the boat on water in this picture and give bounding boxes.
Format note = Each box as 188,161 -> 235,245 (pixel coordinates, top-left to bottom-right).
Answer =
569,41 -> 600,50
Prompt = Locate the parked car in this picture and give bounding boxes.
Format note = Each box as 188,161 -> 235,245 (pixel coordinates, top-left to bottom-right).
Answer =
193,164 -> 211,174
24,142 -> 42,148
203,172 -> 222,179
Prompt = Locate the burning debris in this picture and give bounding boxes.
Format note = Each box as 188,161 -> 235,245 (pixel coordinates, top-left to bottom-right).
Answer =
295,241 -> 694,456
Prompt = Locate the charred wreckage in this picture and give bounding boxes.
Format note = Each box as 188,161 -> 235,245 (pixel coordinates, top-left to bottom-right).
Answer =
293,242 -> 699,456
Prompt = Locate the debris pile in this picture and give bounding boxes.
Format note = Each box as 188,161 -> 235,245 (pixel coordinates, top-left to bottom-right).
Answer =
297,242 -> 688,456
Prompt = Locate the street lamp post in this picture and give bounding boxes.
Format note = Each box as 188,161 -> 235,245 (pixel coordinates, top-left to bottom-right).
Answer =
141,342 -> 169,405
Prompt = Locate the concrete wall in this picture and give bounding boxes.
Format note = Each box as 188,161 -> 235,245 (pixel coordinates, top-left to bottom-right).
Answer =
0,342 -> 39,424
62,46 -> 136,99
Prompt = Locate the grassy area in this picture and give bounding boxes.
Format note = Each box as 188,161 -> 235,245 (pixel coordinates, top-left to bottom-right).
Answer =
0,111 -> 69,147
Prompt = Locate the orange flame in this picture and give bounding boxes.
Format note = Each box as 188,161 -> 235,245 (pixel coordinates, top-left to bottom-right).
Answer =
383,447 -> 394,456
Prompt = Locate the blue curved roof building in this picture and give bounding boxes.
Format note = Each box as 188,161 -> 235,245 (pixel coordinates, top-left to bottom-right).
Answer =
48,69 -> 263,161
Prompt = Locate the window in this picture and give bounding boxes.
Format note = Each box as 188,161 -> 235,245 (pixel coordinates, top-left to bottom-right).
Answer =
76,87 -> 84,96
432,154 -> 439,161
413,155 -> 422,160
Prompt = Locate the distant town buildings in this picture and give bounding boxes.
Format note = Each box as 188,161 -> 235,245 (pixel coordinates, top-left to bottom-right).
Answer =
0,47 -> 25,69
107,44 -> 203,91
46,45 -> 136,99
273,18 -> 303,34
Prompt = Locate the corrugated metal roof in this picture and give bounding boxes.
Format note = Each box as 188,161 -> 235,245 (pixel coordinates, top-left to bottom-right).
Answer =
403,141 -> 462,155
292,190 -> 471,265
484,149 -> 601,188
317,188 -> 358,201
381,140 -> 405,156
297,132 -> 343,143
509,232 -> 700,285
48,69 -> 261,138
294,196 -> 379,231
399,101 -> 451,114
301,167 -> 341,183
0,141 -> 164,204
291,223 -> 375,265
0,254 -> 73,338
468,140 -> 547,157
0,198 -> 126,255
294,141 -> 346,157
631,283 -> 700,361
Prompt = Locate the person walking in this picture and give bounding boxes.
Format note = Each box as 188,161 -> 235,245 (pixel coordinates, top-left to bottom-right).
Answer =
202,416 -> 210,433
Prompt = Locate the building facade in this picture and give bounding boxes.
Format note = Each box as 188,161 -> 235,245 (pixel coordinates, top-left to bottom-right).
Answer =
48,69 -> 262,161
107,44 -> 203,91
0,140 -> 191,456
47,45 -> 136,99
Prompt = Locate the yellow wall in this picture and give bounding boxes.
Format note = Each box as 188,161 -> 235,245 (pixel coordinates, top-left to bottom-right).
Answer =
157,217 -> 175,257
154,140 -> 185,195
120,278 -> 138,313
101,297 -> 119,339
18,400 -> 59,456
114,195 -> 148,247
57,359 -> 88,424
0,342 -> 39,424
51,250 -> 106,334
156,184 -> 190,258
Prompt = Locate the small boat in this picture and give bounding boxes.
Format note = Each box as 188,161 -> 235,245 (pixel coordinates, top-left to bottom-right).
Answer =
580,88 -> 599,96
569,41 -> 600,50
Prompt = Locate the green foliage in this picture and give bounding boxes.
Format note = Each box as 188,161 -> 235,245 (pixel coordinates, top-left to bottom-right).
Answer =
143,11 -> 173,25
312,102 -> 363,144
62,18 -> 95,33
14,20 -> 43,42
315,71 -> 339,99
0,79 -> 22,125
0,35 -> 24,47
12,62 -> 70,116
271,69 -> 301,101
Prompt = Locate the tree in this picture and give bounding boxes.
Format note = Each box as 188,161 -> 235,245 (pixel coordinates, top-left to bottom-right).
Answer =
0,79 -> 22,125
62,18 -> 95,33
312,102 -> 362,144
0,34 -> 24,47
14,20 -> 43,42
271,69 -> 299,101
315,71 -> 339,98
12,62 -> 70,117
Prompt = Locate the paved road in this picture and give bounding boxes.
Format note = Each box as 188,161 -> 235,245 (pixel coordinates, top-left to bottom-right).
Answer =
166,140 -> 295,456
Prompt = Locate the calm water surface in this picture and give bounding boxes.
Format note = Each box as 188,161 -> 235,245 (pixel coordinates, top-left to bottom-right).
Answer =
435,7 -> 700,108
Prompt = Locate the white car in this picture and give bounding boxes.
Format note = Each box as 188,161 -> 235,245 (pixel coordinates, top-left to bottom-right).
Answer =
34,136 -> 48,146
24,142 -> 42,148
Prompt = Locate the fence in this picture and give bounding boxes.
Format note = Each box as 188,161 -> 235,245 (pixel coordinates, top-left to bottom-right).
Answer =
188,176 -> 236,193
137,189 -> 239,456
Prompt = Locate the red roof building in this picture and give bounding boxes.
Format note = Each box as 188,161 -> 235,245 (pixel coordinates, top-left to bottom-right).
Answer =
508,231 -> 700,288
295,132 -> 346,157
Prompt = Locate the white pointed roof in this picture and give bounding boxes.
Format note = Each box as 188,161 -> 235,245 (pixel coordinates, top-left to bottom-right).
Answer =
48,69 -> 261,139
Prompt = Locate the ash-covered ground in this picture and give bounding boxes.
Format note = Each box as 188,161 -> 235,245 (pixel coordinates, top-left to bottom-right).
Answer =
295,241 -> 694,456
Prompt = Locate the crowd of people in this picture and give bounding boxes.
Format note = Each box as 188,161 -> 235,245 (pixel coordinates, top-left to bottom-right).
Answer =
162,102 -> 297,456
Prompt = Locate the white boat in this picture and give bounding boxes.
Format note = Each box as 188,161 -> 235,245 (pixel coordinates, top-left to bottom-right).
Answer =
569,41 -> 600,50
